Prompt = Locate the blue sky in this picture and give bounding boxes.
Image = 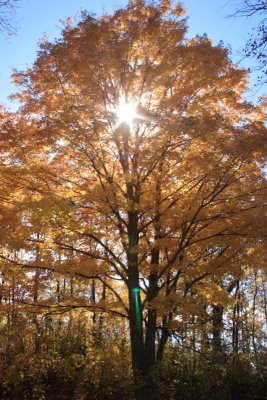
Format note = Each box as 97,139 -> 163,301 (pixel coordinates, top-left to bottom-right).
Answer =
0,0 -> 263,109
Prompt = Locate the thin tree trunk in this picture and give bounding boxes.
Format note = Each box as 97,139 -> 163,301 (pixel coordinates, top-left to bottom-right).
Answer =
212,304 -> 223,353
232,281 -> 240,361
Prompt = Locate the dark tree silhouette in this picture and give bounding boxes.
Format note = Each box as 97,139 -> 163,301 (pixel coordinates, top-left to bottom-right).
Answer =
0,0 -> 20,36
230,1 -> 267,85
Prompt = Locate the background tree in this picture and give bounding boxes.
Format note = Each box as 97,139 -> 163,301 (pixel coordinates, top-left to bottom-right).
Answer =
0,0 -> 20,36
229,0 -> 267,85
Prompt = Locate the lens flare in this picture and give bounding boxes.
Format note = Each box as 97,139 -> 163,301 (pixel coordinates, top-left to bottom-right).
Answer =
132,287 -> 142,332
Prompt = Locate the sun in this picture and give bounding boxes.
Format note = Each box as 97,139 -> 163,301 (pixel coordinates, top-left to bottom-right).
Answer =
115,99 -> 138,125
116,100 -> 137,125
107,97 -> 140,127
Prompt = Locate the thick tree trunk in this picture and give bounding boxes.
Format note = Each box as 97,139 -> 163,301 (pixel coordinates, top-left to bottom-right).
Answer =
125,162 -> 161,397
127,226 -> 158,397
128,287 -> 156,400
127,208 -> 151,398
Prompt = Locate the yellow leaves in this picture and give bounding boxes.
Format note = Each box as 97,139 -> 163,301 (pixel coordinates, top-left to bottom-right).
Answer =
78,258 -> 110,275
76,258 -> 99,274
153,238 -> 178,249
53,256 -> 110,276
27,261 -> 52,269
197,281 -> 231,307
171,2 -> 186,17
149,291 -> 183,316
166,319 -> 183,332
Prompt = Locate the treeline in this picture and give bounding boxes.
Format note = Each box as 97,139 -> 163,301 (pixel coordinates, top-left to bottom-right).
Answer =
0,268 -> 266,399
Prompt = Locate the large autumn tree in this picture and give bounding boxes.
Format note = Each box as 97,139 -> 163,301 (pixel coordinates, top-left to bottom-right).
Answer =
1,1 -> 266,398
